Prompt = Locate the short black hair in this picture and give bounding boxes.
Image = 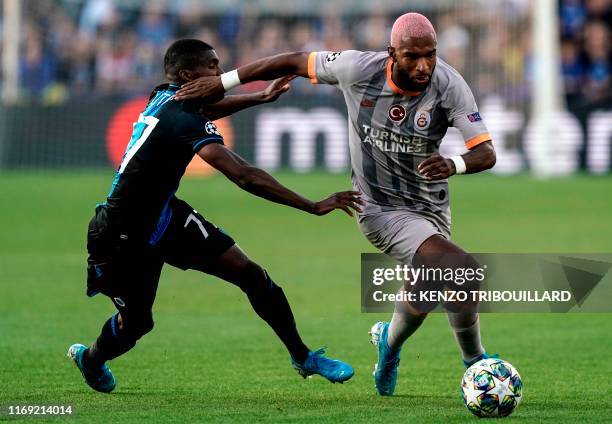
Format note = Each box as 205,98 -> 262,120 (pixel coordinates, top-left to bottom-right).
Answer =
164,39 -> 215,80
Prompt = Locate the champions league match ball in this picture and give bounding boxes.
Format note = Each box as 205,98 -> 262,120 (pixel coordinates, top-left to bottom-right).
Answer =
461,358 -> 523,418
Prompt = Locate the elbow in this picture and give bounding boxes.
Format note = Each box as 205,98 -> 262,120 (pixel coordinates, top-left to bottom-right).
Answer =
479,141 -> 496,170
486,149 -> 496,170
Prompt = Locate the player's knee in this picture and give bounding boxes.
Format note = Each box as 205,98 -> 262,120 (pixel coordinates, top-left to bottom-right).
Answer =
247,261 -> 268,283
249,270 -> 281,296
461,253 -> 480,272
139,317 -> 155,336
121,315 -> 154,341
237,261 -> 273,291
131,320 -> 154,340
408,306 -> 429,318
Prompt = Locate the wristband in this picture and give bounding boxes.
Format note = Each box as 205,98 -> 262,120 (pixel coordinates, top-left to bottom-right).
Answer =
220,69 -> 241,92
449,155 -> 467,175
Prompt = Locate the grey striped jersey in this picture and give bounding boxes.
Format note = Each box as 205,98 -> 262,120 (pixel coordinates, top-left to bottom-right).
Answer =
307,50 -> 491,231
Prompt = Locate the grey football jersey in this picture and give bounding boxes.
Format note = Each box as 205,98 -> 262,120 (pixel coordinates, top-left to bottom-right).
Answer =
308,50 -> 491,231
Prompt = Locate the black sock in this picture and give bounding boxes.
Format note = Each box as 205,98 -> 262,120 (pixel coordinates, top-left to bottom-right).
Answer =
243,274 -> 310,363
86,313 -> 137,368
81,348 -> 100,371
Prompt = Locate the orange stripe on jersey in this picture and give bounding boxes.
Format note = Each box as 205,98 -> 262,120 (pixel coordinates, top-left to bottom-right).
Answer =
308,52 -> 318,84
385,59 -> 422,97
465,133 -> 492,149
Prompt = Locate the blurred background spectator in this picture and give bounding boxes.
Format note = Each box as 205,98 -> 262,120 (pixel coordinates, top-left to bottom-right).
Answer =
5,0 -> 611,111
560,0 -> 611,111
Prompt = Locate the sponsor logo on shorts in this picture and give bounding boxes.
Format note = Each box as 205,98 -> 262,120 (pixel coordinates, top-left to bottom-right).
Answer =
414,109 -> 431,130
388,104 -> 407,124
467,112 -> 482,122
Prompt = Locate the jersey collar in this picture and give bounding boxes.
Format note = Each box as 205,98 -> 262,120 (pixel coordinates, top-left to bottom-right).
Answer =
385,59 -> 423,97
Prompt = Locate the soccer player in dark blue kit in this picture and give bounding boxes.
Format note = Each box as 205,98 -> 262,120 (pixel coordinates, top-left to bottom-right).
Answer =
67,39 -> 362,393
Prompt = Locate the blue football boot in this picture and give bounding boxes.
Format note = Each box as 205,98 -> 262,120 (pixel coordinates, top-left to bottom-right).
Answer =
369,321 -> 401,396
291,348 -> 354,383
67,344 -> 116,393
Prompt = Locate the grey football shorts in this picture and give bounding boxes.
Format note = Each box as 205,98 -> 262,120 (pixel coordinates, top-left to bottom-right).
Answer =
357,209 -> 451,265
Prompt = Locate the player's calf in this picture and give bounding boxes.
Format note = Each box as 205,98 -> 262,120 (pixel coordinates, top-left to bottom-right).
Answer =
86,312 -> 154,369
204,246 -> 354,382
238,267 -> 311,364
239,268 -> 355,383
415,236 -> 489,365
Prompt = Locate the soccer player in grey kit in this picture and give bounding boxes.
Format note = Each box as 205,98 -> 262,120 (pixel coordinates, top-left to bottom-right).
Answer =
176,12 -> 498,396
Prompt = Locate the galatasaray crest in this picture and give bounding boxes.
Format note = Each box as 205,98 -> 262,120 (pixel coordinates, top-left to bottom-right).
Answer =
414,109 -> 431,130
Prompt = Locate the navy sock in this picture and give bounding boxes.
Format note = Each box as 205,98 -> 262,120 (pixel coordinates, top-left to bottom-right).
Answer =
87,313 -> 137,368
244,275 -> 309,364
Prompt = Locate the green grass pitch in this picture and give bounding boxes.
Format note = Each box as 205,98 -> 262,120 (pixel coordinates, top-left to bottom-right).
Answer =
1,171 -> 611,423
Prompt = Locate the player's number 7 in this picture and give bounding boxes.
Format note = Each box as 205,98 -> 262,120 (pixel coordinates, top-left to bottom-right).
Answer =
184,213 -> 209,239
118,114 -> 159,174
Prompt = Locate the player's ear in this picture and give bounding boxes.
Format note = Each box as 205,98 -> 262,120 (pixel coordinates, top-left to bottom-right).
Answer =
178,69 -> 193,82
387,46 -> 396,62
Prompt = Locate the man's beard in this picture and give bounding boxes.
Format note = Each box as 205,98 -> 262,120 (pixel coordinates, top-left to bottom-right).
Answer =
407,78 -> 431,91
399,64 -> 436,92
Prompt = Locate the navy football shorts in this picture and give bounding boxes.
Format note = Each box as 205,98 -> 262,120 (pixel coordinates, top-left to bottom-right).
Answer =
85,197 -> 235,311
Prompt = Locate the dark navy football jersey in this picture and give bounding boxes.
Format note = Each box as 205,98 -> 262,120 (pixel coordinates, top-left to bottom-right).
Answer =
102,83 -> 223,245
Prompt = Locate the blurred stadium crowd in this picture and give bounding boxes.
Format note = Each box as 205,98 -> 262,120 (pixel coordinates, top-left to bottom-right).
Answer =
560,0 -> 612,109
11,0 -> 612,109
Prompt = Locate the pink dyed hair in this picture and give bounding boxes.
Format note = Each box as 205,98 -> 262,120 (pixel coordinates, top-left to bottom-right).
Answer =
390,13 -> 437,47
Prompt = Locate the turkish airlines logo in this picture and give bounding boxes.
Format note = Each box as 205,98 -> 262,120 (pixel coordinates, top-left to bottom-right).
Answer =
388,104 -> 406,124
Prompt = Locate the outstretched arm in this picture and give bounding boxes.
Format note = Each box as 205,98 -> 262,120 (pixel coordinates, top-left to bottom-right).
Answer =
198,143 -> 363,216
233,52 -> 310,82
198,76 -> 295,121
175,53 -> 309,102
